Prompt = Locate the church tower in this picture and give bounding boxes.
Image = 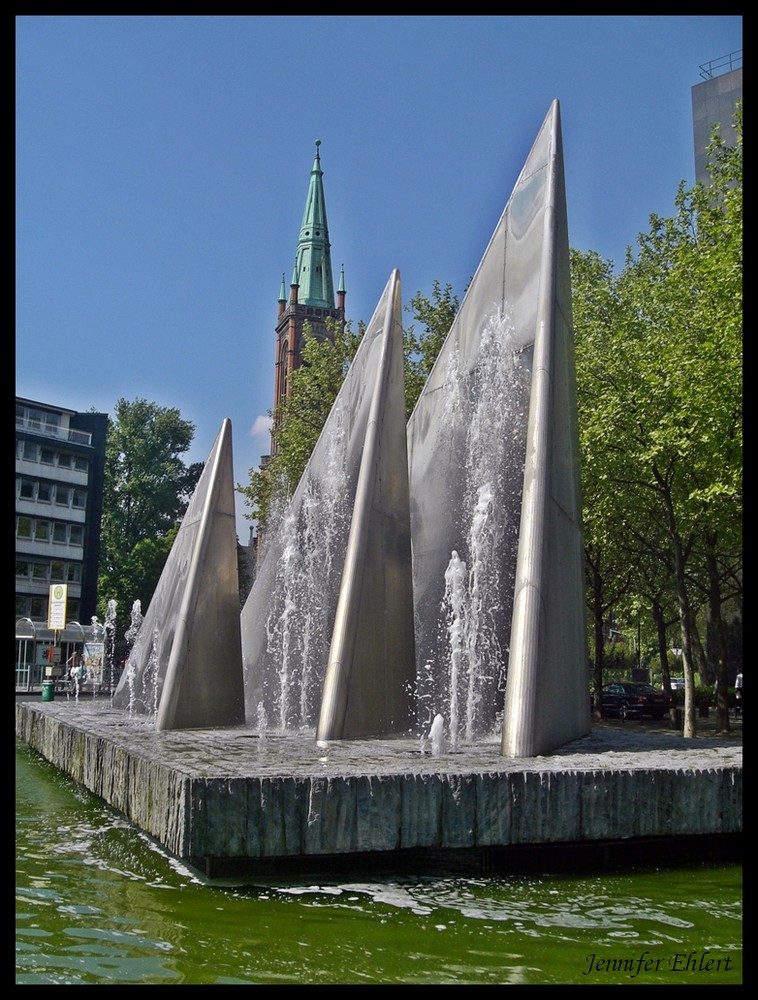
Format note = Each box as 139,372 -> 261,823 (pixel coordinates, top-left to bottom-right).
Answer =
270,140 -> 346,449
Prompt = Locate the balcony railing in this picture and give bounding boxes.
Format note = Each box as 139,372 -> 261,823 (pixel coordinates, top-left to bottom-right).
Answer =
16,416 -> 92,447
698,50 -> 742,81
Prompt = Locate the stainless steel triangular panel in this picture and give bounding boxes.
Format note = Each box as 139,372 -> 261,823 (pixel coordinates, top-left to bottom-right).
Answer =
241,270 -> 415,738
317,269 -> 415,740
407,101 -> 589,756
112,419 -> 245,730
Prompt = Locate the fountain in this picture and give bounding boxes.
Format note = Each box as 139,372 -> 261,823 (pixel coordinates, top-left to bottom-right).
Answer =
239,98 -> 588,755
16,101 -> 741,878
110,100 -> 588,756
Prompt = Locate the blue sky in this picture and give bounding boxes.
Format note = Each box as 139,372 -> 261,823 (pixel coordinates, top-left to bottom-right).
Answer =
16,15 -> 742,538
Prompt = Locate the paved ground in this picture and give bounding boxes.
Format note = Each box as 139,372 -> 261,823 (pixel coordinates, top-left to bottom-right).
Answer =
16,693 -> 742,777
15,688 -> 743,740
593,711 -> 742,741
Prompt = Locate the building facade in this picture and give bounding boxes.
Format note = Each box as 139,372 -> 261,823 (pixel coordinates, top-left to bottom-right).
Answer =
16,397 -> 108,687
692,50 -> 742,185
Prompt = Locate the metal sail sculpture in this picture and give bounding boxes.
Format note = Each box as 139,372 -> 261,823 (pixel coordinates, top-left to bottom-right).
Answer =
406,100 -> 589,757
115,102 -> 587,757
241,268 -> 416,739
112,418 -> 245,731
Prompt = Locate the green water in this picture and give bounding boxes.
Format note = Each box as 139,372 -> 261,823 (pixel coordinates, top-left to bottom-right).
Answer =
16,740 -> 742,985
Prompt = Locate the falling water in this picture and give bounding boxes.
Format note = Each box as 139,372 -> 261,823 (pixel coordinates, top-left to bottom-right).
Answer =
254,307 -> 527,744
443,552 -> 467,750
120,622 -> 160,718
147,629 -> 160,717
103,599 -> 118,697
69,660 -> 85,700
256,701 -> 268,742
89,616 -> 103,696
259,399 -> 352,733
421,306 -> 529,745
125,600 -> 143,653
429,713 -> 446,756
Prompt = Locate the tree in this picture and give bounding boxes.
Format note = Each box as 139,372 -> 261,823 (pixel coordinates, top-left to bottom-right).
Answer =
616,106 -> 741,737
98,398 -> 201,636
570,103 -> 741,737
404,280 -> 460,417
238,318 -> 363,531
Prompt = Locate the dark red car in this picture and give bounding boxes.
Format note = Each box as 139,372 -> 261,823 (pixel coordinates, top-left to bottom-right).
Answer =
601,682 -> 674,721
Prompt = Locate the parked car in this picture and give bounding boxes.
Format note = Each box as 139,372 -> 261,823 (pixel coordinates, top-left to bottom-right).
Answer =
668,677 -> 685,691
601,682 -> 674,721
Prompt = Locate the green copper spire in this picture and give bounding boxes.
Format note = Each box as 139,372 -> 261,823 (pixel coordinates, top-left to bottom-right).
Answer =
293,139 -> 335,309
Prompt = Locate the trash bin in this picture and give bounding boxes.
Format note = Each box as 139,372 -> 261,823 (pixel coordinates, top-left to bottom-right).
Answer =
41,680 -> 55,702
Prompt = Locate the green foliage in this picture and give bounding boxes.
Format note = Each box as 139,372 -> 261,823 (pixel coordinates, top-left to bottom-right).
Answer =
572,102 -> 742,730
238,318 -> 363,528
695,685 -> 715,708
404,281 -> 460,417
98,398 -> 200,624
602,641 -> 637,680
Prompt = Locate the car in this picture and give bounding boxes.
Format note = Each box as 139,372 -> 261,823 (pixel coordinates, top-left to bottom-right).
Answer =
668,677 -> 685,691
601,682 -> 674,721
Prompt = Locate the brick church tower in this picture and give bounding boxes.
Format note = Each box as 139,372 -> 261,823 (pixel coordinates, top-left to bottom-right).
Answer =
269,140 -> 346,456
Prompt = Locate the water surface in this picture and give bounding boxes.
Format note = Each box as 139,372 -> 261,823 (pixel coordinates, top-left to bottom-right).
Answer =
16,741 -> 742,985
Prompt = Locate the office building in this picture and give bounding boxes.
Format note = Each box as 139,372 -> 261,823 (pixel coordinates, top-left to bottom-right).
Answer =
15,397 -> 108,687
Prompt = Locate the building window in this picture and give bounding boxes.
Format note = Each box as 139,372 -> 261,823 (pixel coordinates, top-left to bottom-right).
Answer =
69,525 -> 84,546
72,489 -> 87,509
16,560 -> 30,578
19,478 -> 35,500
30,597 -> 46,619
74,456 -> 89,473
67,563 -> 82,583
22,441 -> 37,461
37,482 -> 53,503
16,596 -> 29,617
17,517 -> 32,539
32,562 -> 48,581
40,447 -> 55,465
52,523 -> 68,543
34,521 -> 50,541
57,453 -> 74,470
55,486 -> 71,507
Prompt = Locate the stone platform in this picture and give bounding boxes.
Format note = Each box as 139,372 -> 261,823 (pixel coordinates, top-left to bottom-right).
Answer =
15,699 -> 742,879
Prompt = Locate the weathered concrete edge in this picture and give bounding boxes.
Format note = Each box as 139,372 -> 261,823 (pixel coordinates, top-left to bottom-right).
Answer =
16,702 -> 741,871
